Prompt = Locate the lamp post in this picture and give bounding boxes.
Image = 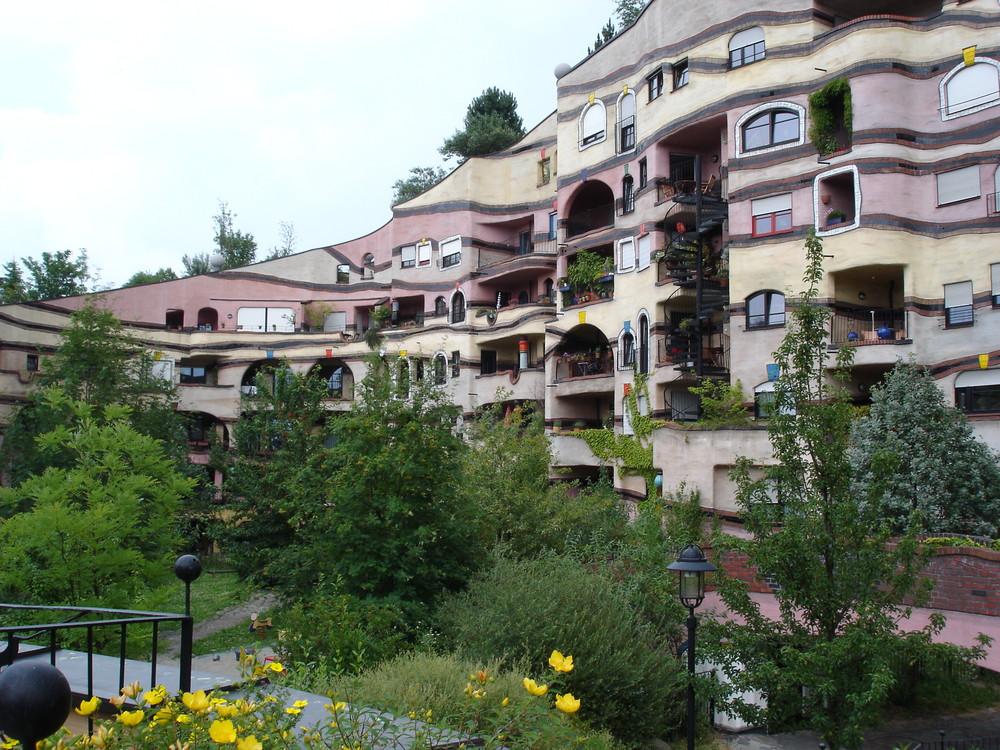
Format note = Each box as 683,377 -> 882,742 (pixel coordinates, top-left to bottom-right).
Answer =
668,544 -> 717,750
173,554 -> 202,693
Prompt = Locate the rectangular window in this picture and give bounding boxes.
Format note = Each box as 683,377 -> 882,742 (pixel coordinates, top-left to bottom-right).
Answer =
638,158 -> 648,189
336,263 -> 349,284
440,237 -> 461,268
26,353 -> 38,372
637,234 -> 652,271
648,70 -> 663,101
937,165 -> 980,205
417,241 -> 432,266
150,358 -> 173,385
672,60 -> 689,90
618,237 -> 636,273
671,389 -> 699,421
992,262 -> 1000,306
619,115 -> 635,152
401,244 -> 416,268
518,230 -> 532,255
539,157 -> 551,185
958,384 -> 1000,414
548,212 -> 558,241
180,365 -> 207,385
751,194 -> 793,237
944,281 -> 974,327
480,350 -> 497,376
730,41 -> 765,69
451,350 -> 460,378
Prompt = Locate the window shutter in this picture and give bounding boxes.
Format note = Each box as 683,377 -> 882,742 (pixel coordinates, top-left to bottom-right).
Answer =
618,238 -> 636,272
751,194 -> 792,216
401,245 -> 416,265
937,166 -> 980,205
417,242 -> 431,265
637,234 -> 651,271
944,281 -> 973,308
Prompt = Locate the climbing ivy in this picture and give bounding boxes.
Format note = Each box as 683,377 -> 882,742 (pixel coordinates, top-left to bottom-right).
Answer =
808,78 -> 852,156
580,373 -> 663,495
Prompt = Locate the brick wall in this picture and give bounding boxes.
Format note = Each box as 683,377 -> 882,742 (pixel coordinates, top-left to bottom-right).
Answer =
710,543 -> 1000,616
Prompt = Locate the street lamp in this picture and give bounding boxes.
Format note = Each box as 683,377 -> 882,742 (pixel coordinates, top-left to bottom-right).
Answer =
668,544 -> 717,750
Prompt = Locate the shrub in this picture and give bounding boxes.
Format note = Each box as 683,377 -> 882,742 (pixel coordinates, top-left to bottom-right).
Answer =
435,555 -> 685,747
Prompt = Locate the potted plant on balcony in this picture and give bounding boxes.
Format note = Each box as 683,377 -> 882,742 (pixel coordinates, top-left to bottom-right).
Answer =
826,209 -> 848,227
573,420 -> 587,432
567,249 -> 608,302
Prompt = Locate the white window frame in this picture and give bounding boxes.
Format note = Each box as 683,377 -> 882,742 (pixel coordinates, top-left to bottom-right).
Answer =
417,240 -> 432,266
991,262 -> 1000,306
618,329 -> 636,370
637,234 -> 652,271
734,102 -> 805,157
647,69 -> 663,101
729,27 -> 765,69
617,237 -> 636,273
944,280 -> 974,328
579,99 -> 607,150
449,289 -> 466,324
439,235 -> 462,269
814,164 -> 862,237
936,165 -> 981,206
616,90 -> 637,154
433,351 -> 449,386
401,244 -> 416,268
940,59 -> 1000,120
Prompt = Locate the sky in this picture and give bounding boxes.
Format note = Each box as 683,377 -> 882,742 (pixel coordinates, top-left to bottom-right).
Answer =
0,1 -> 619,288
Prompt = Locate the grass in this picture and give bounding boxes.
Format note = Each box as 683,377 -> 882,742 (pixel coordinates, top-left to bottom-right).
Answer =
192,606 -> 279,656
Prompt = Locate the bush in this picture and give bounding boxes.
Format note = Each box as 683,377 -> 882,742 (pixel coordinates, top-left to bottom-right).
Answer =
435,555 -> 685,747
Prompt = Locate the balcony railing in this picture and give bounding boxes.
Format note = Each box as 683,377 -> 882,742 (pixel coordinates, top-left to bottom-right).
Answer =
0,603 -> 195,696
565,205 -> 615,238
553,354 -> 614,380
480,359 -> 542,377
658,334 -> 730,372
830,308 -> 906,345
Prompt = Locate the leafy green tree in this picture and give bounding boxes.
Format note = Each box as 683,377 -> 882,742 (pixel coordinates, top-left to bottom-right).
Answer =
710,232 -> 934,750
213,201 -> 257,268
390,166 -> 447,206
216,363 -> 334,590
0,392 -> 196,607
439,88 -> 526,162
181,253 -> 212,276
315,354 -> 479,622
588,19 -> 616,54
264,221 -> 297,260
0,250 -> 90,302
2,304 -> 189,486
850,359 -> 1000,536
124,267 -> 178,287
615,0 -> 646,27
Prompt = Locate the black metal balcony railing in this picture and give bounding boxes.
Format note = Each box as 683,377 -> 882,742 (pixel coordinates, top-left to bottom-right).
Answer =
565,205 -> 615,238
553,355 -> 614,380
0,603 -> 195,699
830,308 -> 906,345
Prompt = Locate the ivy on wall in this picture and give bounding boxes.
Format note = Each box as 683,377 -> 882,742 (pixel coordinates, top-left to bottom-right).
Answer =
580,373 -> 663,495
808,78 -> 852,156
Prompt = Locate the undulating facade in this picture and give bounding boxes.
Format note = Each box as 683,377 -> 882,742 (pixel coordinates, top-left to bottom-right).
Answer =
2,0 -> 999,514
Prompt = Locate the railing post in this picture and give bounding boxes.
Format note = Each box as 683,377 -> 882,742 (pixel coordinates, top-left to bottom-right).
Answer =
179,615 -> 193,693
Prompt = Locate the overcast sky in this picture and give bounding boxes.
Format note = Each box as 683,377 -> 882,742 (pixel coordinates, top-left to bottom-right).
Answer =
0,1 -> 618,288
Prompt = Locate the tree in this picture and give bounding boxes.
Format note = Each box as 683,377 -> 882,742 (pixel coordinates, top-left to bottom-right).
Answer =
710,232 -> 940,750
0,392 -> 195,607
216,362 -> 334,590
588,19 -> 616,55
439,88 -> 526,162
264,221 -> 297,260
124,267 -> 177,287
615,0 -> 646,27
0,250 -> 90,302
850,359 -> 1000,536
2,303 -> 189,486
181,253 -> 212,277
315,354 -> 479,622
213,201 -> 257,268
391,166 -> 447,207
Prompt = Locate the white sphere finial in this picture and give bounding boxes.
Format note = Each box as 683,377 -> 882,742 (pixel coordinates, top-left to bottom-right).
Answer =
554,62 -> 571,79
209,253 -> 225,271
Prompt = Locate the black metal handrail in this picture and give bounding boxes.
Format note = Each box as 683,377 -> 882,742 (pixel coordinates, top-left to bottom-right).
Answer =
0,603 -> 194,698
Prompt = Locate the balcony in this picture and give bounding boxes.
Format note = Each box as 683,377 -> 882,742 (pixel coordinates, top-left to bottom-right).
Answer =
830,308 -> 907,345
565,204 -> 615,238
659,334 -> 730,375
553,353 -> 614,381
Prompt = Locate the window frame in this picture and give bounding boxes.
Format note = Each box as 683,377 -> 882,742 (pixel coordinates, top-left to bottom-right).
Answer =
617,237 -> 636,273
741,109 -> 800,152
647,69 -> 663,101
940,59 -> 1000,120
936,165 -> 981,206
751,194 -> 793,238
26,353 -> 39,372
729,27 -> 766,69
672,59 -> 689,90
616,90 -> 636,153
956,370 -> 1000,414
579,99 -> 607,149
400,244 -> 416,269
439,235 -> 462,269
622,174 -> 635,214
944,280 -> 974,328
638,157 -> 648,189
746,290 -> 786,329
735,102 -> 805,157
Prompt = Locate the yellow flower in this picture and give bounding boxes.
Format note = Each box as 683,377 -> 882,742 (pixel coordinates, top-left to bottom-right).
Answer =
237,736 -> 262,750
285,707 -> 301,715
210,719 -> 237,744
1,740 -> 18,749
325,702 -> 347,714
168,743 -> 191,750
143,687 -> 167,706
152,706 -> 174,726
266,662 -> 284,673
176,715 -> 192,724
215,703 -> 239,718
502,697 -> 510,707
108,694 -> 127,708
237,699 -> 257,714
555,693 -> 581,713
182,690 -> 210,712
120,681 -> 142,699
548,651 -> 574,673
293,700 -> 309,708
76,697 -> 100,716
117,710 -> 145,727
523,678 -> 548,696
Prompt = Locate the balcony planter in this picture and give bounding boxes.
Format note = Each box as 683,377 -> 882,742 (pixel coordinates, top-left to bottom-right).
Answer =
826,209 -> 848,226
597,273 -> 614,284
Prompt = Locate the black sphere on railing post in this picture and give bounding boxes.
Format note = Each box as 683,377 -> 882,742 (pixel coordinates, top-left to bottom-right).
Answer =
0,662 -> 72,750
174,554 -> 203,617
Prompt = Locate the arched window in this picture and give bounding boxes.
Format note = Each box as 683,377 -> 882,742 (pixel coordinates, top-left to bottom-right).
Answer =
622,174 -> 635,214
637,312 -> 650,374
941,60 -> 1000,119
616,91 -> 636,153
395,357 -> 410,399
579,99 -> 607,149
729,27 -> 765,69
435,296 -> 448,316
433,352 -> 448,385
450,291 -> 466,324
746,291 -> 786,329
742,109 -> 800,152
619,331 -> 636,369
